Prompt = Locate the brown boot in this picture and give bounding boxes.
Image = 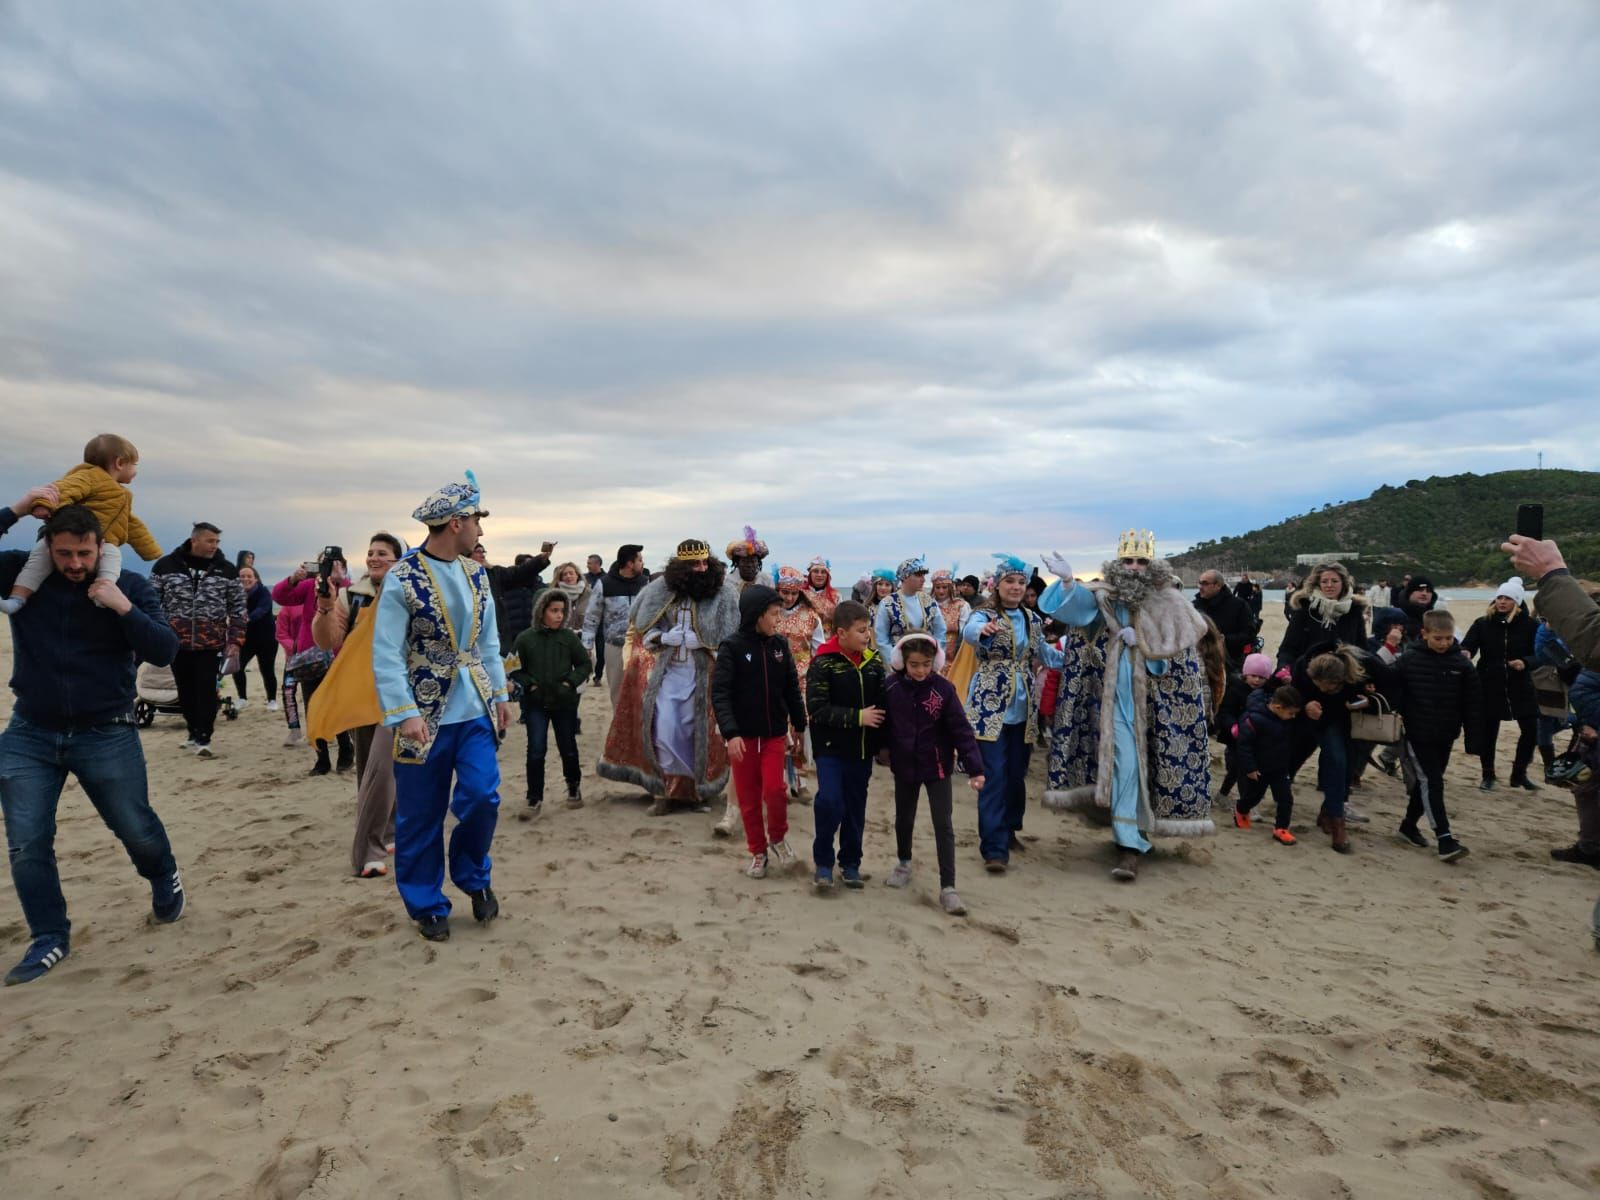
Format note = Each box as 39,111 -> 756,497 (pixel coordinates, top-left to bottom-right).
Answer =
1316,809 -> 1333,834
1329,817 -> 1352,854
1111,851 -> 1140,881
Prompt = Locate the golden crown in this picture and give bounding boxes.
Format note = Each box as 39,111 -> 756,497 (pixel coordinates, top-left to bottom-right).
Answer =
675,539 -> 711,562
1116,529 -> 1156,560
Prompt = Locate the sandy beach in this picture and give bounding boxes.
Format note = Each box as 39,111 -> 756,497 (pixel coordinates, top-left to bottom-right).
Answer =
2,603 -> 1598,1200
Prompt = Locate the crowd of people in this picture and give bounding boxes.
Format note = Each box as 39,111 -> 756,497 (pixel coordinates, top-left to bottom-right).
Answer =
3,434 -> 1598,983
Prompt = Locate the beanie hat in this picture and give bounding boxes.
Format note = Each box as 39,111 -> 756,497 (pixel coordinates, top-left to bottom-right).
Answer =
1242,653 -> 1274,679
1495,576 -> 1526,605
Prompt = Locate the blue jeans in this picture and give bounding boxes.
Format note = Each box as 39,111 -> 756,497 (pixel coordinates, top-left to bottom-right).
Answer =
1292,720 -> 1349,820
0,714 -> 176,944
976,721 -> 1031,862
812,757 -> 872,870
522,703 -> 581,803
392,716 -> 501,920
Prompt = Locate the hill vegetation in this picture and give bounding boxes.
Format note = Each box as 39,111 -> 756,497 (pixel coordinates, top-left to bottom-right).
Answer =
1170,470 -> 1600,584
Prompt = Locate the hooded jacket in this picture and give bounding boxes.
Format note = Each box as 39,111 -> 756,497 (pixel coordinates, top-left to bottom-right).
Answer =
150,541 -> 247,652
511,588 -> 592,712
1277,563 -> 1370,666
711,585 -> 806,741
583,565 -> 648,647
1462,604 -> 1538,721
1236,704 -> 1295,777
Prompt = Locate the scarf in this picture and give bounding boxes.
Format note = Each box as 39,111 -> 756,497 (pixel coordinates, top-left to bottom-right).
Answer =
1307,590 -> 1354,629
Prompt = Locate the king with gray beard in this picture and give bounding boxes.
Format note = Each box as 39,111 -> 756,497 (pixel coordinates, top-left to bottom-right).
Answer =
1036,533 -> 1216,882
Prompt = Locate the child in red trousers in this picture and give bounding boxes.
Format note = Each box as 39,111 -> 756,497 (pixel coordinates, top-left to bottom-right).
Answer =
711,585 -> 807,877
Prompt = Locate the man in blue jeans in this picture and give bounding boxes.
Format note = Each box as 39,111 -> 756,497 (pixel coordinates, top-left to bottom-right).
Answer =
0,494 -> 184,986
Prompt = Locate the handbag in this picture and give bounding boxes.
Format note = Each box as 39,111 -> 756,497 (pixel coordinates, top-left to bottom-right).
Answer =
285,646 -> 333,683
1349,693 -> 1403,744
1531,665 -> 1570,720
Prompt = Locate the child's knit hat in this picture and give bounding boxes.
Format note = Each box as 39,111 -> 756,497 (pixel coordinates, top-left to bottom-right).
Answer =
1242,653 -> 1274,679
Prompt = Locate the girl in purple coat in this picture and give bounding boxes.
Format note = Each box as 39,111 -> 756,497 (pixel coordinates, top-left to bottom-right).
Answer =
880,634 -> 986,915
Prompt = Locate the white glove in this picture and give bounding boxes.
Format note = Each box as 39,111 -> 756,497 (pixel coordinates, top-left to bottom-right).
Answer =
1117,626 -> 1137,647
681,628 -> 703,652
1041,551 -> 1074,582
658,627 -> 687,647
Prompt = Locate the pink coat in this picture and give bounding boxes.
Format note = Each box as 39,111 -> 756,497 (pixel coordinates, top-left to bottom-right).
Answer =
271,577 -> 348,656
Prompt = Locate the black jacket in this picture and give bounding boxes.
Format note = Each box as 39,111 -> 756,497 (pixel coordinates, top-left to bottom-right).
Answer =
1193,588 -> 1257,667
1462,607 -> 1538,722
1277,599 -> 1369,667
1215,674 -> 1267,743
486,555 -> 550,649
806,637 -> 888,761
1236,706 -> 1294,776
1287,640 -> 1394,738
1395,643 -> 1483,750
1233,579 -> 1264,619
712,586 -> 806,741
1,510 -> 178,728
150,542 -> 247,651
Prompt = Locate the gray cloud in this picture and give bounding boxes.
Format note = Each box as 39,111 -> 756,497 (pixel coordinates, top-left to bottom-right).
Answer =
2,0 -> 1597,585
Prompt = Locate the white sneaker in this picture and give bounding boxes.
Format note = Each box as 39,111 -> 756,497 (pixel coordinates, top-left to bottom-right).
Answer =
769,839 -> 798,870
266,700 -> 279,713
283,729 -> 304,747
179,739 -> 196,751
712,800 -> 740,838
193,743 -> 216,759
745,854 -> 768,879
233,699 -> 250,712
885,861 -> 913,888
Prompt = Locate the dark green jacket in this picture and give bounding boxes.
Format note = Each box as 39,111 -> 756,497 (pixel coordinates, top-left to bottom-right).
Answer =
511,591 -> 592,711
1536,570 -> 1600,671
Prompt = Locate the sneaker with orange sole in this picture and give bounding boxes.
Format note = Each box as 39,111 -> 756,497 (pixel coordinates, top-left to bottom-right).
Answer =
1272,828 -> 1296,846
1232,809 -> 1252,830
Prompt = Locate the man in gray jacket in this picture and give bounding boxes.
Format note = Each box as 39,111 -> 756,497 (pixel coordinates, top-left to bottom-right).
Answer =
583,544 -> 646,707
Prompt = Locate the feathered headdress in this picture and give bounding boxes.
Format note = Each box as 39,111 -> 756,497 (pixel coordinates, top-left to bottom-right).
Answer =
726,525 -> 769,560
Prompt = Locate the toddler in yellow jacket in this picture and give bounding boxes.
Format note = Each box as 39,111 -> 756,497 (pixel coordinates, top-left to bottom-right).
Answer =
1,433 -> 162,614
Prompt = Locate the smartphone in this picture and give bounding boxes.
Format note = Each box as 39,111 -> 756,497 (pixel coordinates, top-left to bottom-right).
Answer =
1516,503 -> 1544,541
301,560 -> 319,574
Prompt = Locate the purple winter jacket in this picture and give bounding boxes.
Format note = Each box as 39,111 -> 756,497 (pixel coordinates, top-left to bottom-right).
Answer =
881,671 -> 985,783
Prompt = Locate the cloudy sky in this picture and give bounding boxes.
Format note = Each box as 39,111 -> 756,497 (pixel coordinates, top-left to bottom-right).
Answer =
2,1 -> 1596,584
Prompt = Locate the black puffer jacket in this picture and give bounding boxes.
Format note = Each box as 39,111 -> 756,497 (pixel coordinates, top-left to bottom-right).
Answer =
806,636 -> 887,761
1462,606 -> 1538,721
712,586 -> 805,741
1287,640 -> 1394,737
1395,642 -> 1483,750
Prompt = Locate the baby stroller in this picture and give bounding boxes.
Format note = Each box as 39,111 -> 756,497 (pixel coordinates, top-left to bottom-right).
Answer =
135,661 -> 239,727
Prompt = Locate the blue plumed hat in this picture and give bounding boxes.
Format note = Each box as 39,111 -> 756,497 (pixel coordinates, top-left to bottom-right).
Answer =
412,470 -> 487,526
895,554 -> 929,583
992,552 -> 1030,579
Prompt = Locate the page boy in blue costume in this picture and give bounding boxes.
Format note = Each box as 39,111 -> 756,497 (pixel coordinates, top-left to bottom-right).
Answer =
372,472 -> 512,941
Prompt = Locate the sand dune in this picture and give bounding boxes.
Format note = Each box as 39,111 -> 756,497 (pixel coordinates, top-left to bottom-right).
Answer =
2,607 -> 1598,1199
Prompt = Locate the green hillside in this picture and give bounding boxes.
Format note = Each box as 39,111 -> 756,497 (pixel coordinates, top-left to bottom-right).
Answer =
1170,470 -> 1600,584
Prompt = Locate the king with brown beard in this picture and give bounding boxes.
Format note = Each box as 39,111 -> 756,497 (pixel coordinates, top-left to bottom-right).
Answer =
598,539 -> 741,818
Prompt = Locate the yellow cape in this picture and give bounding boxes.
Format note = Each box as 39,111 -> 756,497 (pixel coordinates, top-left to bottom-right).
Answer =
305,608 -> 381,743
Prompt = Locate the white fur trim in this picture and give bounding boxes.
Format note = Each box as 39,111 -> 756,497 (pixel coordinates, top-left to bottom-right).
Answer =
1153,817 -> 1217,838
1042,786 -> 1097,811
890,633 -> 945,672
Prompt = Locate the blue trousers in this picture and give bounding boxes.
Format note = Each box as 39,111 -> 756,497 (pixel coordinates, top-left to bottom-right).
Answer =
393,716 -> 500,920
1291,720 -> 1348,820
0,715 -> 176,943
976,721 -> 1031,863
812,757 -> 872,870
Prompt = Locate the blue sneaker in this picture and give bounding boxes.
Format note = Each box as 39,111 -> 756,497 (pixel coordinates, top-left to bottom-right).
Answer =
813,867 -> 834,891
841,867 -> 864,889
151,867 -> 185,924
5,938 -> 69,986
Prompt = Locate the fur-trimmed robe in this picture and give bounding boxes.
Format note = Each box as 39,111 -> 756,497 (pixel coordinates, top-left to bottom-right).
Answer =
1042,581 -> 1215,837
597,576 -> 740,802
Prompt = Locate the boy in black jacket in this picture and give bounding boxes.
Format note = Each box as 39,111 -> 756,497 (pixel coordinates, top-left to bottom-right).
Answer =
805,600 -> 887,890
1395,610 -> 1482,861
1234,686 -> 1304,843
712,585 -> 806,878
